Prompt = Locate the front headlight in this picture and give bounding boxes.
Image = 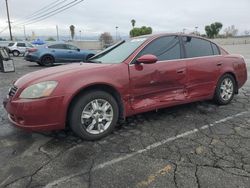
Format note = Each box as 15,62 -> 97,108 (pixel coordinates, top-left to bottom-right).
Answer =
19,81 -> 58,99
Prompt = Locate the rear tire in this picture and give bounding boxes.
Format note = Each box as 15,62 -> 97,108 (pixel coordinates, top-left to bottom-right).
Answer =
69,90 -> 119,140
41,55 -> 54,66
12,50 -> 20,57
214,74 -> 236,105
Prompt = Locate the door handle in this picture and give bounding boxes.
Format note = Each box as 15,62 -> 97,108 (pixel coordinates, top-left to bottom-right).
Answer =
51,50 -> 55,52
217,62 -> 223,66
176,69 -> 185,74
68,51 -> 73,53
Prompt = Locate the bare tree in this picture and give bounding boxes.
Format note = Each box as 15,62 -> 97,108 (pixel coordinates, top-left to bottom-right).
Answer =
224,25 -> 238,37
99,32 -> 113,47
244,30 -> 250,36
70,25 -> 75,40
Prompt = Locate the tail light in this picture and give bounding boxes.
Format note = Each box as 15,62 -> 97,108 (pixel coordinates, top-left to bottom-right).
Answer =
28,48 -> 38,53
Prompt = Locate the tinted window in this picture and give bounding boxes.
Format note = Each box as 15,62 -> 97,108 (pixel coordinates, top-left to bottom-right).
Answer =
8,43 -> 14,46
66,44 -> 78,50
17,43 -> 26,47
48,44 -> 66,49
182,37 -> 213,58
137,36 -> 181,61
211,43 -> 220,55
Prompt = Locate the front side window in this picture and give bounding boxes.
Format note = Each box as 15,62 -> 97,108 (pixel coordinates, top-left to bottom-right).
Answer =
66,44 -> 78,50
182,37 -> 213,58
136,36 -> 181,61
17,43 -> 26,47
48,44 -> 66,49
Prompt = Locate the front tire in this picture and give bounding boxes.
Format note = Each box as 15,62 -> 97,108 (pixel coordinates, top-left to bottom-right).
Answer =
214,74 -> 236,105
69,90 -> 119,140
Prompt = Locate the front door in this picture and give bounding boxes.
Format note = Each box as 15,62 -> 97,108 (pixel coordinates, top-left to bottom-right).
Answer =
129,36 -> 187,111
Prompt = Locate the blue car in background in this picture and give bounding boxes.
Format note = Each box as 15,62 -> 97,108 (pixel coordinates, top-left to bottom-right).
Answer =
24,43 -> 95,66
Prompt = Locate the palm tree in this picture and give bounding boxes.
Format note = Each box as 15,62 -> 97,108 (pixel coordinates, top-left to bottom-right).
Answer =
131,19 -> 136,28
69,25 -> 75,40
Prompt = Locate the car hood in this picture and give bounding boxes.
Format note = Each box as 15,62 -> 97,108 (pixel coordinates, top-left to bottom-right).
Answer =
14,63 -> 113,88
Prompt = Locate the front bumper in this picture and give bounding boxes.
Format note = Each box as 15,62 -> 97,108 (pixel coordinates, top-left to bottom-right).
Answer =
3,95 -> 67,131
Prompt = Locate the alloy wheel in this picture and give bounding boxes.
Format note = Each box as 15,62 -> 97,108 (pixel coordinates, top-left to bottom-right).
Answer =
81,99 -> 113,135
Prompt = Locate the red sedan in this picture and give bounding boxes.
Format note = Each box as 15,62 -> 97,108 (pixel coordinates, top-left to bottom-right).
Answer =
3,34 -> 247,140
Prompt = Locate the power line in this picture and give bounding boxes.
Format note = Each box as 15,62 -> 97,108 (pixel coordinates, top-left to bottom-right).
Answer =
13,0 -> 68,24
17,0 -> 84,26
14,0 -> 81,26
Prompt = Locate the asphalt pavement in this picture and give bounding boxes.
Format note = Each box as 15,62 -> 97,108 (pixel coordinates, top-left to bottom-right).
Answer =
0,44 -> 250,188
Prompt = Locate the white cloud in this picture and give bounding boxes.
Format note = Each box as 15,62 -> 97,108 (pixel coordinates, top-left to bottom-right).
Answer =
0,0 -> 250,37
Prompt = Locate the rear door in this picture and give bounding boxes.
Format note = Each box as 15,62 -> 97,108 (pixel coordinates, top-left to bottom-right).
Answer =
129,35 -> 188,110
182,36 -> 221,98
16,43 -> 26,53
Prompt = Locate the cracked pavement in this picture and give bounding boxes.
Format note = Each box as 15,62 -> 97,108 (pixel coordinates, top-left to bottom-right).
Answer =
0,44 -> 250,188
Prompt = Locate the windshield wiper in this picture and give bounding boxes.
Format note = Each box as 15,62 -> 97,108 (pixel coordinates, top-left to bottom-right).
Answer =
87,59 -> 102,63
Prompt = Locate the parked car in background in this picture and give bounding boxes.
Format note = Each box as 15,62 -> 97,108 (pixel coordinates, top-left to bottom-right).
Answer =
24,43 -> 95,66
3,34 -> 247,140
7,42 -> 34,56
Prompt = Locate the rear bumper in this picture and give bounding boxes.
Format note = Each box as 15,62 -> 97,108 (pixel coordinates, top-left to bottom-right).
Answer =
24,54 -> 40,62
3,95 -> 68,131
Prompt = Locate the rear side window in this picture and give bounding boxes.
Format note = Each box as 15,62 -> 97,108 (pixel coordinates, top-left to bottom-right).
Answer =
182,37 -> 213,58
137,36 -> 181,61
211,43 -> 220,55
48,44 -> 66,49
17,43 -> 26,47
8,43 -> 14,46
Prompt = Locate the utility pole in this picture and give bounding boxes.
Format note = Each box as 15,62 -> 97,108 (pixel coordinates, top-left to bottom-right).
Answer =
79,30 -> 81,40
115,26 -> 118,41
23,25 -> 26,40
5,0 -> 13,41
56,25 -> 59,41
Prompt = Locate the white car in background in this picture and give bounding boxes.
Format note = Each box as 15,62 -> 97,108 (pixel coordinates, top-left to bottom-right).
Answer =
7,42 -> 34,56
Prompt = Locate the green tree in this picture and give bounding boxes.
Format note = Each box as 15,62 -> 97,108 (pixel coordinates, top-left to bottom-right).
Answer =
130,26 -> 152,37
205,22 -> 223,38
131,19 -> 136,28
46,37 -> 56,41
69,25 -> 75,40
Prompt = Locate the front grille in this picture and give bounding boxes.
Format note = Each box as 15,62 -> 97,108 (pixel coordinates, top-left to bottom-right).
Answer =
8,86 -> 18,97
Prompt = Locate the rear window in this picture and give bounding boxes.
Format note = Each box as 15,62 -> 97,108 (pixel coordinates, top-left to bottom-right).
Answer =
211,43 -> 220,55
8,43 -> 14,46
17,43 -> 26,47
183,37 -> 213,58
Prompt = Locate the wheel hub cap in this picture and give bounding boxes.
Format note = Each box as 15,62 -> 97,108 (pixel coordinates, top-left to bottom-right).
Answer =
220,78 -> 233,101
81,99 -> 113,135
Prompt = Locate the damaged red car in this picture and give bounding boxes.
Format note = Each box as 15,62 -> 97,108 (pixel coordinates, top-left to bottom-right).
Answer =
3,34 -> 247,140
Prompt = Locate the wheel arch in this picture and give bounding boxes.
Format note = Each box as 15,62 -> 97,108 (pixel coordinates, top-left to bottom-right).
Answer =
66,83 -> 125,126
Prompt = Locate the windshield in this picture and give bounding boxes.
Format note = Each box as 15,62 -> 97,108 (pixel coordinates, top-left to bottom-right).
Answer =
90,38 -> 147,64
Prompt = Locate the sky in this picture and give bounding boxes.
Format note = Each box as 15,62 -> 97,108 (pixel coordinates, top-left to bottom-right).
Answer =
0,0 -> 250,39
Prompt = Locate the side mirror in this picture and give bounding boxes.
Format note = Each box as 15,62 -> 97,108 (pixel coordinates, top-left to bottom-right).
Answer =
77,48 -> 80,51
136,54 -> 158,64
